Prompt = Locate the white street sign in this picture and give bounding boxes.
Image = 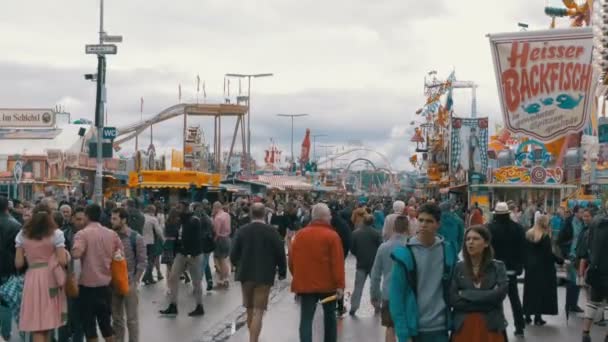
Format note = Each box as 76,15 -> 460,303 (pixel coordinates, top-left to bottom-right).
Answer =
102,34 -> 123,43
85,44 -> 117,55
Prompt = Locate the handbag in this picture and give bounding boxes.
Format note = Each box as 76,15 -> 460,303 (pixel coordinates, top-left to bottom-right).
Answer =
111,251 -> 130,296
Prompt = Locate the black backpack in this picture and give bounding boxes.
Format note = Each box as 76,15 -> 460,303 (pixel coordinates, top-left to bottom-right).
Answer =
199,215 -> 216,254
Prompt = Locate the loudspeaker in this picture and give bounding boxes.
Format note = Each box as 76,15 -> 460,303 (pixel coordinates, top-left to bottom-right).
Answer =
78,128 -> 86,137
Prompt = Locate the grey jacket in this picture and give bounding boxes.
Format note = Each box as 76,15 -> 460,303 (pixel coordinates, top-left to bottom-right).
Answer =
449,260 -> 508,333
370,233 -> 407,301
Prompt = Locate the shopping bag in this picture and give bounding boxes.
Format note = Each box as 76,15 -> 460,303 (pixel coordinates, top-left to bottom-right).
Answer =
111,252 -> 130,295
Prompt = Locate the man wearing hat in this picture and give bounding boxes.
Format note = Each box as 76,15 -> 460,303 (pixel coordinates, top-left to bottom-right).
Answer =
488,202 -> 526,338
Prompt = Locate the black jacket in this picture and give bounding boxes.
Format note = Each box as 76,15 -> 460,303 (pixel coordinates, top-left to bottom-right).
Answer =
0,212 -> 21,280
231,221 -> 287,285
331,215 -> 352,258
61,222 -> 76,252
588,215 -> 608,285
450,260 -> 509,333
488,214 -> 526,275
175,213 -> 204,256
350,225 -> 382,272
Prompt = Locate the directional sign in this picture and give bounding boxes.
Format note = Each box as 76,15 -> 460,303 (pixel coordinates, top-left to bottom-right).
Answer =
85,44 -> 117,55
102,127 -> 117,140
102,34 -> 123,43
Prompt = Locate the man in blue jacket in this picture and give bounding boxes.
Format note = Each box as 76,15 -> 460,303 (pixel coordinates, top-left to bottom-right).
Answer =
389,203 -> 456,342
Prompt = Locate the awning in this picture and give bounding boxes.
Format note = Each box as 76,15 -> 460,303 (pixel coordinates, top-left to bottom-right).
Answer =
139,182 -> 191,189
256,175 -> 312,191
128,170 -> 221,188
470,183 -> 577,190
221,183 -> 251,194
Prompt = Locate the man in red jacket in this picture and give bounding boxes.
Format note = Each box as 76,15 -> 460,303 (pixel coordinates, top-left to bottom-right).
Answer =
289,203 -> 345,342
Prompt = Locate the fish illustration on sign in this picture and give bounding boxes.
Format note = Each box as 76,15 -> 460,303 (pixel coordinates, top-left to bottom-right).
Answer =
540,98 -> 554,106
521,103 -> 541,114
556,94 -> 584,109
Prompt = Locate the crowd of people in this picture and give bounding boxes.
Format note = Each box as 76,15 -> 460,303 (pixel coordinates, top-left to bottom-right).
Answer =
0,192 -> 607,342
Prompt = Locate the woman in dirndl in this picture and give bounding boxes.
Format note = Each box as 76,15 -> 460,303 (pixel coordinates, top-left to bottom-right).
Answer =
15,204 -> 68,342
450,225 -> 508,342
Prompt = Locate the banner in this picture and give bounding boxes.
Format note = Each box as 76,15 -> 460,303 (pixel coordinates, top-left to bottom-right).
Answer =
0,109 -> 55,128
488,28 -> 594,142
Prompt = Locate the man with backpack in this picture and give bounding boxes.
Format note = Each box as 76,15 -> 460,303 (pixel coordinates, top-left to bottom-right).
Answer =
559,206 -> 585,314
389,203 -> 457,342
110,208 -> 147,342
0,196 -> 21,341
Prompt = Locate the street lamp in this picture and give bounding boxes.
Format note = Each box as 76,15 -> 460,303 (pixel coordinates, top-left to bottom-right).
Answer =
276,114 -> 309,164
319,144 -> 335,164
87,0 -> 122,205
225,73 -> 274,173
311,133 -> 327,162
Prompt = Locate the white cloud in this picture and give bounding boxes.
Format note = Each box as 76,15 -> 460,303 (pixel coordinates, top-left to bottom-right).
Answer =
0,0 -> 575,170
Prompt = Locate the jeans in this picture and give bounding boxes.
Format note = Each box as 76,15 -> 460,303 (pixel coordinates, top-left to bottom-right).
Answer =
413,330 -> 449,342
201,253 -> 213,286
142,245 -> 155,282
299,293 -> 337,342
0,303 -> 10,341
507,274 -> 525,332
566,262 -> 581,311
350,269 -> 370,313
111,286 -> 139,342
57,297 -> 84,342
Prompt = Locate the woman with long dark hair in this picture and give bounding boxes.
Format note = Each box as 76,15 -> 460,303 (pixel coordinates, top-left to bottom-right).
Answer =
450,225 -> 508,342
15,204 -> 68,342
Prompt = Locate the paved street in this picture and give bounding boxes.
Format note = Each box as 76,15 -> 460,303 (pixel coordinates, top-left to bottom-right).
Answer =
5,256 -> 608,342
229,257 -> 608,342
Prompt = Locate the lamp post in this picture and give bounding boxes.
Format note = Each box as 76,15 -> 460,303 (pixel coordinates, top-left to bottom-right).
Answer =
312,133 -> 327,162
87,0 -> 122,205
276,114 -> 309,164
225,73 -> 273,173
319,144 -> 335,169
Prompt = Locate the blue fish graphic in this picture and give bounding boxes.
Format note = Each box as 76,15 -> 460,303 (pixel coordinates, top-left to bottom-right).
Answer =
521,103 -> 541,114
556,94 -> 584,110
540,98 -> 554,106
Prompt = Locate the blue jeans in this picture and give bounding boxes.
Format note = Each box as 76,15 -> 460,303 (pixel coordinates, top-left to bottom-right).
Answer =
413,330 -> 449,342
201,253 -> 213,286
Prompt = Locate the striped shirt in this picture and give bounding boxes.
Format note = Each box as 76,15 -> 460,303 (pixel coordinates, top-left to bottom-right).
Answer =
117,228 -> 147,282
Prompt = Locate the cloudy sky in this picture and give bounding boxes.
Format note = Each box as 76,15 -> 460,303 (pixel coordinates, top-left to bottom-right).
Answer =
0,0 -> 571,170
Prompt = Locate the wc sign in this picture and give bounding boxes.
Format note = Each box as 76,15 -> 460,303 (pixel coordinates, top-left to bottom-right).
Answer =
102,127 -> 117,140
488,28 -> 595,142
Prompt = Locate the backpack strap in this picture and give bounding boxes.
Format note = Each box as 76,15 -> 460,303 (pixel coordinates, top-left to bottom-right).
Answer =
129,231 -> 139,276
